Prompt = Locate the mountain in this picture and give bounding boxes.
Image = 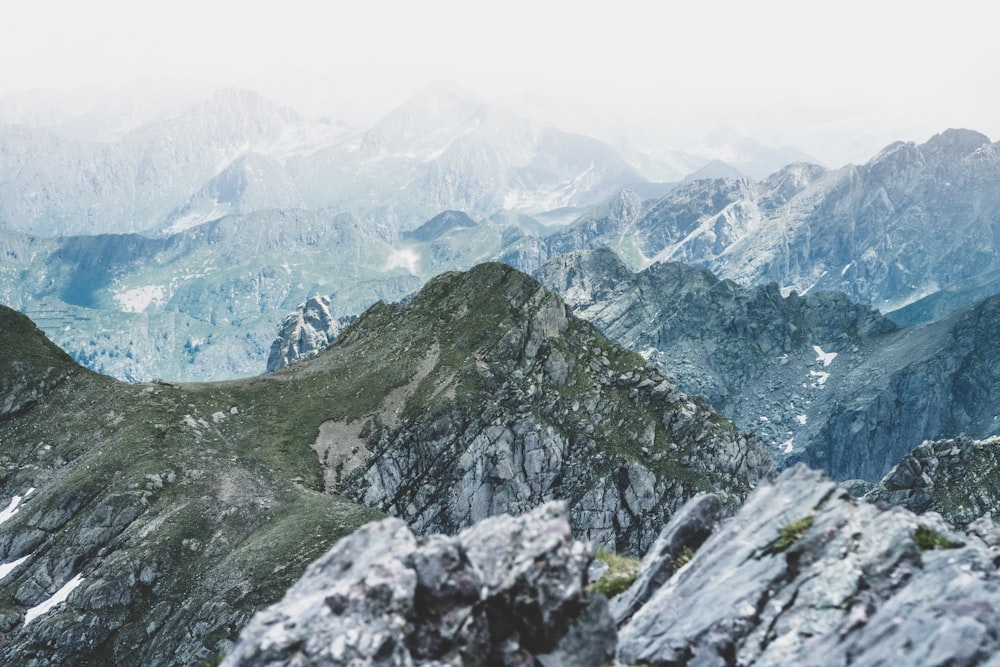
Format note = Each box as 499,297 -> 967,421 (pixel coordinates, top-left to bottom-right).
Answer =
0,210 -> 418,381
0,304 -> 382,664
0,262 -> 771,663
0,89 -> 308,236
284,263 -> 773,554
535,249 -> 1000,481
286,83 -> 646,228
519,130 -> 1000,323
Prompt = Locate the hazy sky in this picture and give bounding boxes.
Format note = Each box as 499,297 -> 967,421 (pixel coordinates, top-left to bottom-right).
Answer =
3,0 -> 997,164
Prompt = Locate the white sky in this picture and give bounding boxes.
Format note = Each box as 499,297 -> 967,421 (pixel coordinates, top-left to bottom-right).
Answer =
2,0 -> 997,164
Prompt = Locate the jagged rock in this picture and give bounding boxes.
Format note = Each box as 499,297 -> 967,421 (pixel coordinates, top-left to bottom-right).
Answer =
536,248 -> 1000,482
222,502 -> 615,667
866,436 -> 1000,527
617,465 -> 1000,666
266,294 -> 356,372
608,493 -> 723,625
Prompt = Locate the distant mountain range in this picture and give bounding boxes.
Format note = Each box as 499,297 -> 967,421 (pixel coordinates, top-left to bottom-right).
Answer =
534,248 -> 1000,482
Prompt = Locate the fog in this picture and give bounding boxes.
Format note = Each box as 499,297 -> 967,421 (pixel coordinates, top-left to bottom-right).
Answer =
3,0 -> 997,167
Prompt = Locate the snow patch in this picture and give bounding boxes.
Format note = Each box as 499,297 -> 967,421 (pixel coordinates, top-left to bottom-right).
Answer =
841,262 -> 854,276
781,438 -> 794,454
0,555 -> 30,581
24,574 -> 84,626
162,201 -> 230,235
809,370 -> 830,387
796,414 -> 808,425
114,285 -> 167,313
211,411 -> 227,423
0,488 -> 35,526
182,414 -> 210,429
386,248 -> 420,274
813,345 -> 837,367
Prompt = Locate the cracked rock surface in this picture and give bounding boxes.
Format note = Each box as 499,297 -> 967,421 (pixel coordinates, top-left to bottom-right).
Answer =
617,465 -> 1000,666
222,502 -> 615,667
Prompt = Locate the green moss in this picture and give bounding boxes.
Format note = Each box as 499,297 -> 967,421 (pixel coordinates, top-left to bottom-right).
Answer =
769,515 -> 815,553
914,526 -> 961,551
590,548 -> 640,598
671,546 -> 695,574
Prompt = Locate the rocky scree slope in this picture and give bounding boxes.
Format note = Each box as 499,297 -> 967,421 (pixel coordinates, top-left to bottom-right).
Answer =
286,262 -> 773,555
0,304 -> 382,665
536,248 -> 1000,482
867,435 -> 1000,528
535,248 -> 895,455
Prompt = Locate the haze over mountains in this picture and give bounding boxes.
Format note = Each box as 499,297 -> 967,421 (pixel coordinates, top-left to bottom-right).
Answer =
4,77 -> 1000,665
2,82 -> 999,388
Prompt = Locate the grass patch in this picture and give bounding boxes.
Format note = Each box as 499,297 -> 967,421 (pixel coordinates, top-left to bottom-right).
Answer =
769,515 -> 815,553
914,526 -> 961,551
590,548 -> 641,598
671,546 -> 695,574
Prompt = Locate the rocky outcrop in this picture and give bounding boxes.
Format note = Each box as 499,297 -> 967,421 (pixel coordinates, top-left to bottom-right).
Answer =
266,295 -> 355,372
537,248 -> 1000,482
319,263 -> 773,555
223,502 -> 615,667
535,248 -> 896,459
867,436 -> 1000,527
616,465 -> 1000,666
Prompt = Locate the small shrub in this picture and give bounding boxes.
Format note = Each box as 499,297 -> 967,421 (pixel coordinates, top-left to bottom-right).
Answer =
770,515 -> 815,553
914,526 -> 960,551
671,545 -> 695,575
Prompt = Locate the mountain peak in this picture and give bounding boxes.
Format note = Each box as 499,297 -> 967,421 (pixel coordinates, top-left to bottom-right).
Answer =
921,128 -> 992,158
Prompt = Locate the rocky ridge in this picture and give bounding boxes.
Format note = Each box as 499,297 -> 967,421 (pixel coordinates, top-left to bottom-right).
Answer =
310,262 -> 773,555
0,261 -> 771,663
616,465 -> 1000,666
512,130 -> 1000,324
0,304 -> 385,665
535,248 -> 1000,482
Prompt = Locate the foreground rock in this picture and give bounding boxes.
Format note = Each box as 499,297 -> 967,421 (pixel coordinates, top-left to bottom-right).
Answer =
223,502 -> 615,667
617,465 -> 1000,666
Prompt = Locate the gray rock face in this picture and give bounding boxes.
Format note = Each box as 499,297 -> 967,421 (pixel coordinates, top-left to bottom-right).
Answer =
266,295 -> 355,372
536,248 -> 1000,482
517,130 -> 1000,324
867,436 -> 1000,527
328,263 -> 773,555
223,502 -> 615,667
617,465 -> 1000,666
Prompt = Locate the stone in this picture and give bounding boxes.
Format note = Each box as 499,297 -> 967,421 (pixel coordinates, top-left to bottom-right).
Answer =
223,502 -> 615,667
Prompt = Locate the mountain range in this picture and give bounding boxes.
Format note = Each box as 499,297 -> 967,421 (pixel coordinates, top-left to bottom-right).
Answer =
0,265 -> 771,663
